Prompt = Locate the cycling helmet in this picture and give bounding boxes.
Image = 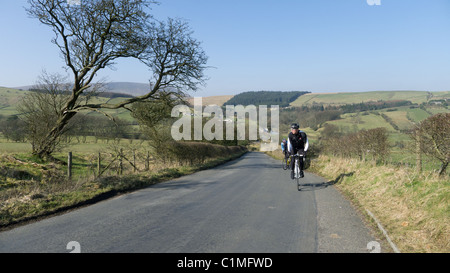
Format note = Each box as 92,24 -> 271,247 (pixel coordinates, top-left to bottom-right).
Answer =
291,123 -> 299,129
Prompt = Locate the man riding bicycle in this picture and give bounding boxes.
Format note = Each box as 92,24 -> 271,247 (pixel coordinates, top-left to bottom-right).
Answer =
288,123 -> 309,179
281,138 -> 288,159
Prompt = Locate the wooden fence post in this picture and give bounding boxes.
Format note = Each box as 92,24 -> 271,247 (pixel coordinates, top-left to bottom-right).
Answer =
68,152 -> 72,180
133,150 -> 136,173
119,148 -> 123,175
97,152 -> 101,178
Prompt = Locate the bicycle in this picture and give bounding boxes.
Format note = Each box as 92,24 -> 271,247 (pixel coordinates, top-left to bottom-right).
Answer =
290,153 -> 305,191
282,153 -> 290,170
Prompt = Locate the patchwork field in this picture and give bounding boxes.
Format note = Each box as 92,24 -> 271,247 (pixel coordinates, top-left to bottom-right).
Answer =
290,90 -> 450,107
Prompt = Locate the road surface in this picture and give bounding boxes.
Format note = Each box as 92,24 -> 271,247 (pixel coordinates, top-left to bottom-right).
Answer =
0,152 -> 380,253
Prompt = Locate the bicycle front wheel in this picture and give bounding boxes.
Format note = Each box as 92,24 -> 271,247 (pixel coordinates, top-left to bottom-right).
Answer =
282,158 -> 288,170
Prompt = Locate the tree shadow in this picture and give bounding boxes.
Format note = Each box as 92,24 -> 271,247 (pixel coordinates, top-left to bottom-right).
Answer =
298,172 -> 354,191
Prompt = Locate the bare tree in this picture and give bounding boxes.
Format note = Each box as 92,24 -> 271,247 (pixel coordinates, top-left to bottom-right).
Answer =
1,116 -> 27,143
131,93 -> 181,154
139,18 -> 209,95
26,0 -> 208,159
411,113 -> 449,176
17,71 -> 73,155
365,127 -> 389,162
320,127 -> 389,162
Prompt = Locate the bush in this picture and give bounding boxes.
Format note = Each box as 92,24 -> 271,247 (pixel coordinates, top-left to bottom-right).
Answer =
410,113 -> 449,175
159,141 -> 246,166
321,127 -> 389,162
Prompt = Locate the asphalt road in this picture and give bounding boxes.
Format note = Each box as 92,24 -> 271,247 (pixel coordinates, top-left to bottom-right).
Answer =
0,152 -> 380,253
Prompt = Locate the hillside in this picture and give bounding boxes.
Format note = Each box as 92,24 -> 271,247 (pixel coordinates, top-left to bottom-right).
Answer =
0,87 -> 30,116
290,90 -> 450,107
0,86 -> 135,121
288,90 -> 449,140
11,82 -> 151,97
224,91 -> 310,107
104,82 -> 150,96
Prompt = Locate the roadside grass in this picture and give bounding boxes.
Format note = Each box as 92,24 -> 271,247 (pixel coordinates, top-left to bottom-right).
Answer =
265,149 -> 449,252
308,155 -> 449,253
0,147 -> 247,229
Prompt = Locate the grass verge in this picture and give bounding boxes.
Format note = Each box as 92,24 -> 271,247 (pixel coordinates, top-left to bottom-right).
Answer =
266,150 -> 449,252
309,155 -> 449,253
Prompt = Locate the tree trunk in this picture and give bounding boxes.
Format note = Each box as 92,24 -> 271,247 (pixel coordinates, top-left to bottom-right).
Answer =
33,111 -> 77,159
438,162 -> 448,176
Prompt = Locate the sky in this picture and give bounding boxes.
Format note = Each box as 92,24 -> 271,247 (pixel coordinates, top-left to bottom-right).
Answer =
1,0 -> 450,97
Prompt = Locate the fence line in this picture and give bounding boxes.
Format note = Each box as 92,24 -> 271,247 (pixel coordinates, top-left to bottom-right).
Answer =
65,149 -> 154,179
64,145 -> 246,179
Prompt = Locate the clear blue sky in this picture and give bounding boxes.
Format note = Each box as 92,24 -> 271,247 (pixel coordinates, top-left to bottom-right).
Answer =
1,0 -> 450,96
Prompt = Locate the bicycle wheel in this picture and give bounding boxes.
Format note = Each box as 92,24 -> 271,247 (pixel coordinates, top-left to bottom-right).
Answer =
296,164 -> 301,191
282,157 -> 288,170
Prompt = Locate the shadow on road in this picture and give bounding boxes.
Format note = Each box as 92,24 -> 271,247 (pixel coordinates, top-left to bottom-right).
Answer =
298,172 -> 354,191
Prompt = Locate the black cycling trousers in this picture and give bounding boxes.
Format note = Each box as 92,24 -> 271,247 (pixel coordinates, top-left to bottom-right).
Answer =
290,155 -> 304,171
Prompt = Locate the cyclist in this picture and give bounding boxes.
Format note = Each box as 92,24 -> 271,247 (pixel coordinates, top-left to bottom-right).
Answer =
287,123 -> 309,179
280,138 -> 288,159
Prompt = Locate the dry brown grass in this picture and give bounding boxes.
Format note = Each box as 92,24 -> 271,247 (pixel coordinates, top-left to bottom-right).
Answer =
310,155 -> 449,253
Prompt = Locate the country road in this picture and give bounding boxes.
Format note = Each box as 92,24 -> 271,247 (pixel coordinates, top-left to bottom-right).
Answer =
0,152 -> 380,253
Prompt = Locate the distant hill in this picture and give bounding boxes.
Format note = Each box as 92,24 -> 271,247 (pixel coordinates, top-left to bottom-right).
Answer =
12,82 -> 150,97
290,90 -> 450,107
224,91 -> 310,107
283,90 -> 449,144
0,86 -> 135,118
104,82 -> 150,96
0,87 -> 30,116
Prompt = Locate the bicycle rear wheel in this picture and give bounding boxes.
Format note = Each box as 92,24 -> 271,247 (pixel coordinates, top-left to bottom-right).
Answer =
282,158 -> 288,170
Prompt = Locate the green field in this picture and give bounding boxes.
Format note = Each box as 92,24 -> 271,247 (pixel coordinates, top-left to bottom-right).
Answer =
405,107 -> 430,122
382,110 -> 412,130
288,90 -> 448,135
0,87 -> 30,116
290,90 -> 450,107
326,112 -> 396,132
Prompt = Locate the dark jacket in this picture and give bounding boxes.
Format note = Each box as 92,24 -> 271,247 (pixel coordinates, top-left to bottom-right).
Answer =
287,131 -> 308,154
